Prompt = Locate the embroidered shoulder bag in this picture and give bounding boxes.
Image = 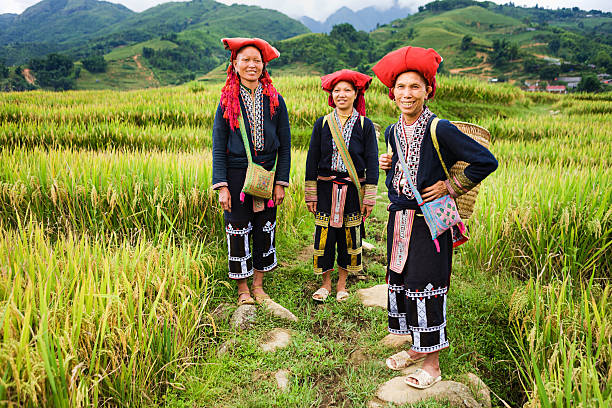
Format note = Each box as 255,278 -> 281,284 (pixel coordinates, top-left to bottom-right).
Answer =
324,113 -> 365,210
393,124 -> 467,252
239,114 -> 276,201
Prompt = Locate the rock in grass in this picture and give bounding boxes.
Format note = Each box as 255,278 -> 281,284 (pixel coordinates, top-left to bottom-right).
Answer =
376,376 -> 482,407
262,299 -> 298,322
357,284 -> 387,309
230,304 -> 256,330
261,328 -> 292,352
380,333 -> 412,348
465,373 -> 492,408
275,369 -> 290,390
362,240 -> 375,251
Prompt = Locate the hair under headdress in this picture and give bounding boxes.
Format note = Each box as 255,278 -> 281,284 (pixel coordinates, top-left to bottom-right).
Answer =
220,38 -> 281,130
320,69 -> 372,117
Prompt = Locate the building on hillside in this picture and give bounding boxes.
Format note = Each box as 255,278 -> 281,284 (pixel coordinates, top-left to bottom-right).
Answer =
558,76 -> 581,89
546,85 -> 566,94
525,85 -> 540,92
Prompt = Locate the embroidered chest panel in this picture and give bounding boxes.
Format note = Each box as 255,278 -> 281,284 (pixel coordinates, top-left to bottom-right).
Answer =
331,109 -> 358,172
392,108 -> 432,198
240,84 -> 265,152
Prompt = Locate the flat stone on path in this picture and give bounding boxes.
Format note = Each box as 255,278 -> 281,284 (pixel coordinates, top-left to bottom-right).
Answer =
261,328 -> 292,352
275,369 -> 290,390
357,284 -> 387,308
230,304 -> 256,330
362,240 -> 375,251
380,333 -> 412,348
376,376 -> 482,407
262,299 -> 298,322
465,373 -> 492,408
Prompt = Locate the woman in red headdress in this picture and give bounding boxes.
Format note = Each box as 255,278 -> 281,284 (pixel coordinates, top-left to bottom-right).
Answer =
212,37 -> 291,305
305,69 -> 379,302
373,47 -> 498,389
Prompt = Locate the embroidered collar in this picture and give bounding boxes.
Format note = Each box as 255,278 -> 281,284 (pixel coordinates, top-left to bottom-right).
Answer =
392,106 -> 433,198
240,83 -> 265,152
331,108 -> 359,172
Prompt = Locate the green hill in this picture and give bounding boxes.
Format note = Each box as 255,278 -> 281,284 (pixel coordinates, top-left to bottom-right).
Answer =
271,1 -> 612,85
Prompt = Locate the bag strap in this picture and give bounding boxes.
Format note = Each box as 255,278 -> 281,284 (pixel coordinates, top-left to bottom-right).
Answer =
393,124 -> 424,205
429,117 -> 451,181
239,113 -> 277,171
325,112 -> 364,210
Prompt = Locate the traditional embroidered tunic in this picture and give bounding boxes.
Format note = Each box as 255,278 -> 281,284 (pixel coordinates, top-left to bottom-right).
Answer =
384,107 -> 497,353
212,84 -> 291,279
305,110 -> 379,274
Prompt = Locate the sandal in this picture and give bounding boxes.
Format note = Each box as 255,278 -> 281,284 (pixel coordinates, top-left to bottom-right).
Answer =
336,290 -> 349,302
312,287 -> 330,302
385,350 -> 425,371
237,290 -> 255,306
251,285 -> 271,304
404,368 -> 441,389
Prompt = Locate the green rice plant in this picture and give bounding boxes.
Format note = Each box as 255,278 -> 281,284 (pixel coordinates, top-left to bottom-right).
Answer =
461,161 -> 611,280
509,273 -> 611,406
0,147 -> 308,241
0,120 -> 212,151
0,219 -> 220,406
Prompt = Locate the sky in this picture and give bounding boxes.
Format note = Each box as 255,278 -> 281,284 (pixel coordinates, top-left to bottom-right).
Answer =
2,0 -> 611,20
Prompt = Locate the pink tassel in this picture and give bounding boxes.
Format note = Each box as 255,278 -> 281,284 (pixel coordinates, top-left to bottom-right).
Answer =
267,199 -> 274,208
434,239 -> 440,253
240,192 -> 245,202
458,222 -> 466,234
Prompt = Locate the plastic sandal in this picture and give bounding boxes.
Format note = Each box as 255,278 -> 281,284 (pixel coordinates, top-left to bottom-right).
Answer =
385,350 -> 425,371
312,287 -> 330,302
251,285 -> 271,304
336,290 -> 349,302
237,291 -> 255,306
404,368 -> 442,389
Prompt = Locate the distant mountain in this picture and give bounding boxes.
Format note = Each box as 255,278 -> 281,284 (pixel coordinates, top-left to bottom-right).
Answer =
0,0 -> 134,45
300,3 -> 413,33
0,0 -> 309,65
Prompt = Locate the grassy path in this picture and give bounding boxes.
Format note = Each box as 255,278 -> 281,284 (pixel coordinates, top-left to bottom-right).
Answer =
166,196 -> 522,407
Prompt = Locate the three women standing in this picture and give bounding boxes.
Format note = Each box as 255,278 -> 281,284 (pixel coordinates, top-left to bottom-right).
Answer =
305,69 -> 379,302
212,38 -> 291,305
374,46 -> 498,389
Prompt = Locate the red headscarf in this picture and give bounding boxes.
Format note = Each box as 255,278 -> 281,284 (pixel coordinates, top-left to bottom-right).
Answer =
220,38 -> 281,130
372,46 -> 442,100
321,69 -> 372,117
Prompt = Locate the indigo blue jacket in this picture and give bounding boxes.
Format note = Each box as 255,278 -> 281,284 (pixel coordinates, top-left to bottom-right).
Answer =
305,116 -> 379,185
385,115 -> 498,211
212,94 -> 291,190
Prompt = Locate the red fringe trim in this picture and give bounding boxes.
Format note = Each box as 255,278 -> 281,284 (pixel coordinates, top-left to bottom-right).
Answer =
220,64 -> 279,131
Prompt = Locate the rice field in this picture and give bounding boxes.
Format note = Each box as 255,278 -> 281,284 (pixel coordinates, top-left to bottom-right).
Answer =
0,76 -> 610,406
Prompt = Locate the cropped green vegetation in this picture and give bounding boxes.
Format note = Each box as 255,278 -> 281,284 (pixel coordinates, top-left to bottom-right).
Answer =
0,74 -> 610,407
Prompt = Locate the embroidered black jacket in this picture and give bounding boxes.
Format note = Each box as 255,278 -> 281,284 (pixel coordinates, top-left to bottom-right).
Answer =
212,94 -> 291,190
385,115 -> 498,211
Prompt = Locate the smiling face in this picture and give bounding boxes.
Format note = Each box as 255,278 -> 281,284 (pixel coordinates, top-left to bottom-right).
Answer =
392,71 -> 433,124
332,80 -> 357,113
233,46 -> 264,88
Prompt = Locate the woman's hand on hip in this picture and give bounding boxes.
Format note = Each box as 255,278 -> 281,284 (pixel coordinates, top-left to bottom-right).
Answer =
306,201 -> 317,214
218,186 -> 231,212
379,153 -> 392,171
273,185 -> 285,206
362,204 -> 374,219
421,181 -> 449,203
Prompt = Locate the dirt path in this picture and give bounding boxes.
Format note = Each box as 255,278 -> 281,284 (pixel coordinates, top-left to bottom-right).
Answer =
449,52 -> 492,74
22,68 -> 35,85
521,42 -> 547,48
132,55 -> 156,83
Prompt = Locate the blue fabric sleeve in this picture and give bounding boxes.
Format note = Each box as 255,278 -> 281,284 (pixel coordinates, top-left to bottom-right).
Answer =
212,103 -> 229,189
305,117 -> 323,182
364,118 -> 380,186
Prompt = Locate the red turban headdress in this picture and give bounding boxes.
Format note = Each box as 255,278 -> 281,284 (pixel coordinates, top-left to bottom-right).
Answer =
321,69 -> 372,117
372,46 -> 442,100
220,38 -> 281,130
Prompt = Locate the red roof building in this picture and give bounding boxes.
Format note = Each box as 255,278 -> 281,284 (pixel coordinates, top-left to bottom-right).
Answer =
546,85 -> 567,94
